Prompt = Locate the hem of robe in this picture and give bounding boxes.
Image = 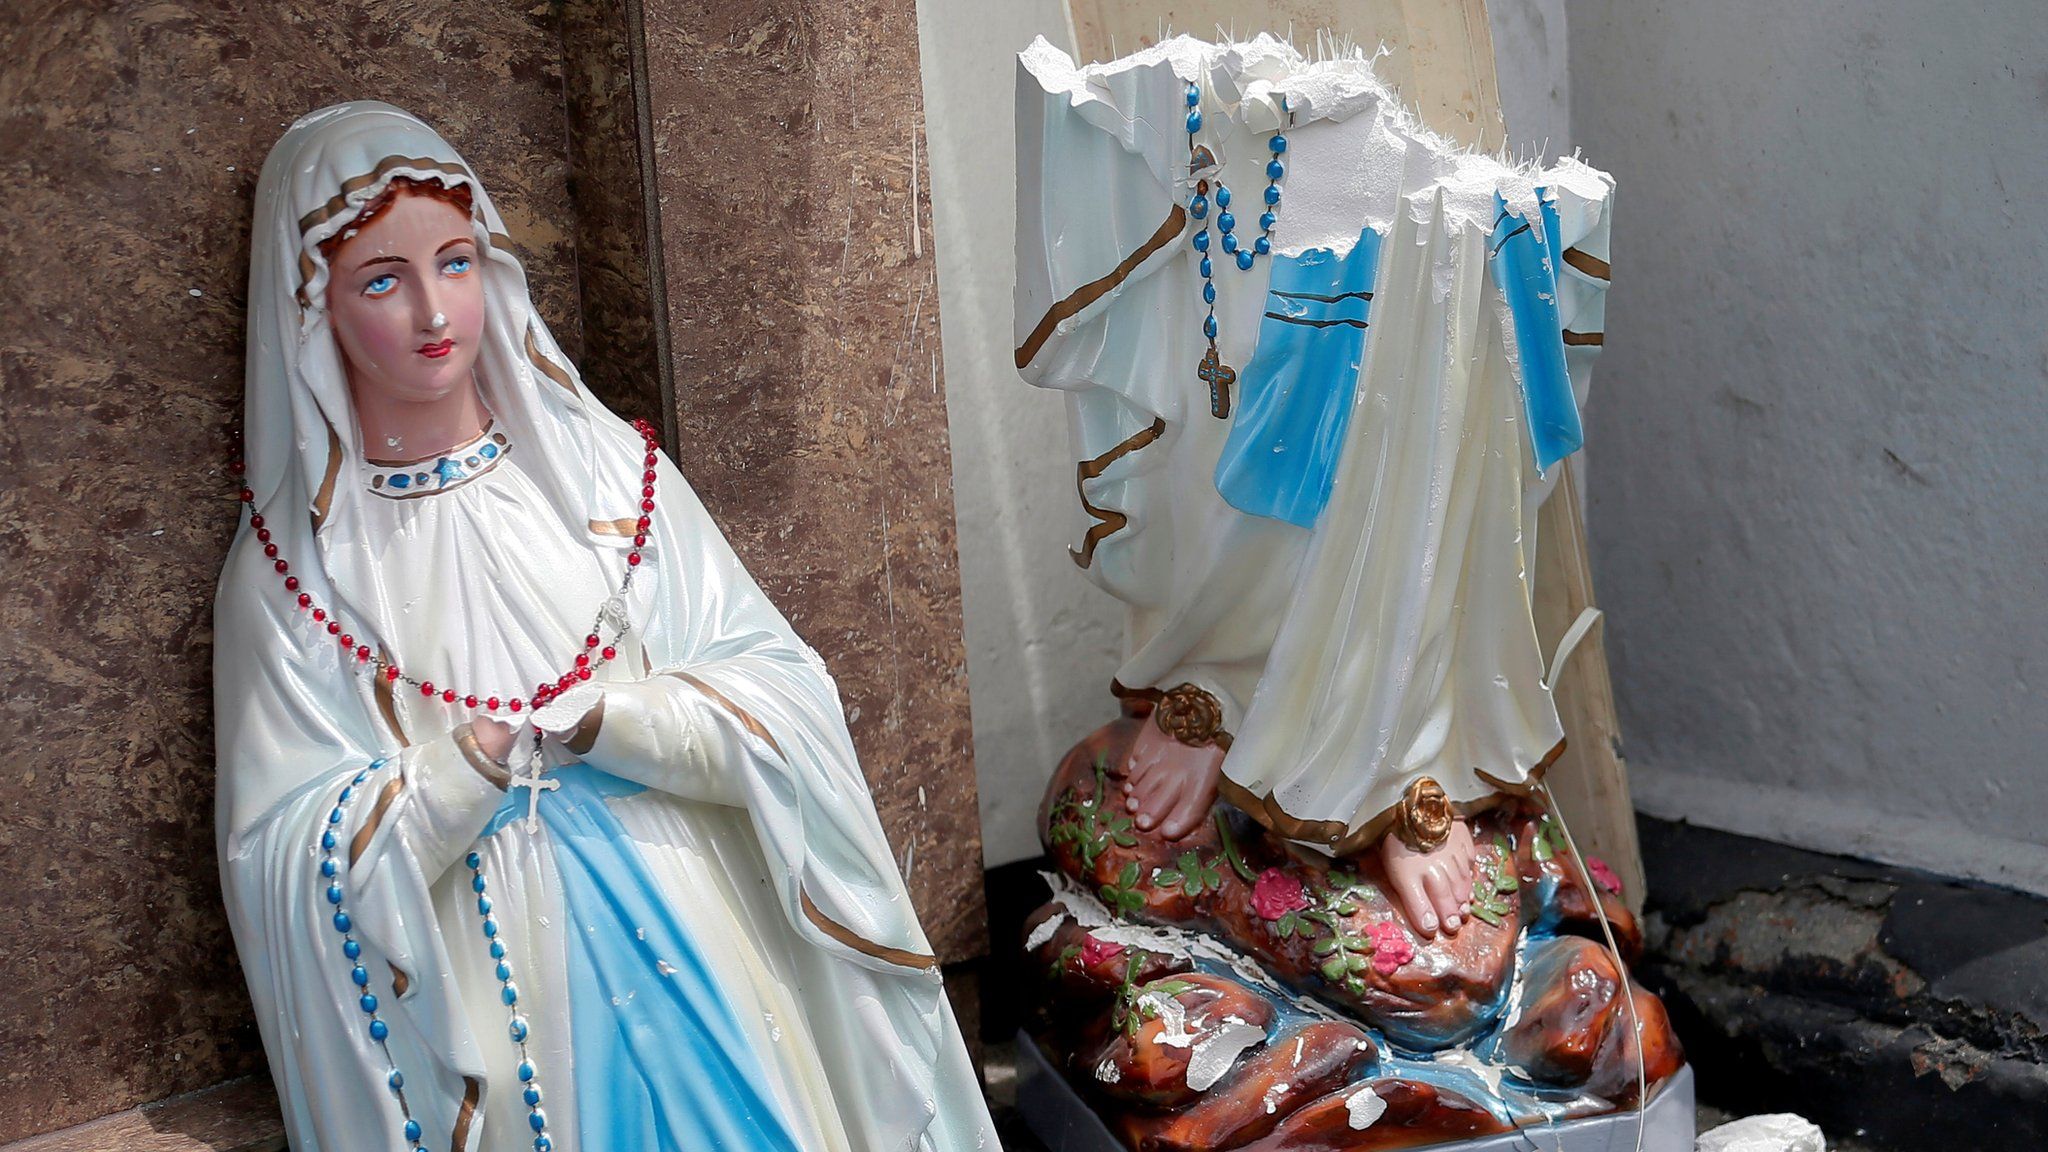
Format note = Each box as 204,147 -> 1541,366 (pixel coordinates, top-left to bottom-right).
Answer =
1218,737 -> 1567,855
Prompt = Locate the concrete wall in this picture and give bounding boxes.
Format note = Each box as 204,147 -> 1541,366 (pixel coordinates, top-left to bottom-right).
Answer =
919,2 -> 1575,867
1568,0 -> 2048,893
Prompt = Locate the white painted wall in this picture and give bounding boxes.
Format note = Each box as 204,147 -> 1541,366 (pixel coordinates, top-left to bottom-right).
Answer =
917,1 -> 1121,868
919,1 -> 1576,867
1566,0 -> 2048,893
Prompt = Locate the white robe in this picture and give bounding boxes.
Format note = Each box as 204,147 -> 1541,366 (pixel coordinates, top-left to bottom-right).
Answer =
1013,37 -> 1615,845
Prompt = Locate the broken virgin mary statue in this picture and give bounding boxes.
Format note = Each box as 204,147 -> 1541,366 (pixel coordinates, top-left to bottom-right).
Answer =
1012,37 -> 1691,1151
214,102 -> 995,1152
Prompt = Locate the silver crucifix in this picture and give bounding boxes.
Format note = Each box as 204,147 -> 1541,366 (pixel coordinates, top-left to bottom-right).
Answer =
508,748 -> 558,834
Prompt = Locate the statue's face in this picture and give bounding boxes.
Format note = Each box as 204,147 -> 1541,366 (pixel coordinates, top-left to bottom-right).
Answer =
324,188 -> 486,410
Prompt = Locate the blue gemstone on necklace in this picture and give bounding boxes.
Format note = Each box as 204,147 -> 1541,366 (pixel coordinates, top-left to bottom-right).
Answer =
1191,230 -> 1209,252
403,1119 -> 421,1142
1260,211 -> 1277,232
1254,236 -> 1271,255
1203,315 -> 1219,339
1190,194 -> 1207,219
388,473 -> 409,490
1185,84 -> 1200,107
481,442 -> 499,459
1203,282 -> 1216,305
1217,211 -> 1235,234
1221,233 -> 1239,254
1267,159 -> 1285,180
1236,249 -> 1256,270
1270,134 -> 1288,153
1215,185 -> 1232,208
1265,185 -> 1282,206
369,1019 -> 389,1042
1199,256 -> 1212,278
1185,110 -> 1202,133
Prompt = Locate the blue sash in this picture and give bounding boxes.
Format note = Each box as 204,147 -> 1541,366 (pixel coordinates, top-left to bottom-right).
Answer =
1489,189 -> 1585,472
483,765 -> 802,1151
1214,229 -> 1381,529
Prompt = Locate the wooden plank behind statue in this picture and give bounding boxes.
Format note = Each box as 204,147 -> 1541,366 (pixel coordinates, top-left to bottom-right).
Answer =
1062,0 -> 1646,908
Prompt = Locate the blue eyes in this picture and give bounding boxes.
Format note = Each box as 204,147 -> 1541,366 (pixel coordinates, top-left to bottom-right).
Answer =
357,254 -> 472,299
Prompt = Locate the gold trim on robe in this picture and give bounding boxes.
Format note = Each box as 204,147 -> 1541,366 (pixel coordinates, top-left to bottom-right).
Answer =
1219,738 -> 1567,856
667,671 -> 784,757
524,323 -> 579,395
310,421 -> 343,530
800,889 -> 938,972
1071,418 -> 1167,569
348,776 -> 405,869
451,1076 -> 481,1151
1561,247 -> 1611,281
1015,205 -> 1187,369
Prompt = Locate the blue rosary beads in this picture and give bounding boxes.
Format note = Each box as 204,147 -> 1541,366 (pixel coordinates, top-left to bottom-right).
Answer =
1184,80 -> 1289,419
468,850 -> 554,1150
321,761 -> 556,1152
322,760 -> 431,1151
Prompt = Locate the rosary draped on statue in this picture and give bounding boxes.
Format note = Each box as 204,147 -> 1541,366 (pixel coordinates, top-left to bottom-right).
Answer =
213,103 -> 994,1152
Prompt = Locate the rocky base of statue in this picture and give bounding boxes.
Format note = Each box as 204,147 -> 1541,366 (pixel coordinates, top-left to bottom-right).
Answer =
1018,709 -> 1689,1151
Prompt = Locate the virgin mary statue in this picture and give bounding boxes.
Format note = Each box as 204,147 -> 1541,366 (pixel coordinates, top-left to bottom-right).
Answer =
215,102 -> 995,1152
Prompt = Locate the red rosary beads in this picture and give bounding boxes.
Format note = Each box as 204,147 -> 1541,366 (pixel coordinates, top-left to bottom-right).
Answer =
228,419 -> 663,715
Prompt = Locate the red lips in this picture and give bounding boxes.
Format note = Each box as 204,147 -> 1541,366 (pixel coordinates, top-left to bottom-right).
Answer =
418,339 -> 454,359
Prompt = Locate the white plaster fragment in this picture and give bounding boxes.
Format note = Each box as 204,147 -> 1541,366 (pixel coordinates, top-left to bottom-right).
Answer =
1263,1081 -> 1289,1114
1346,1085 -> 1389,1130
1695,1114 -> 1827,1152
1186,1018 -> 1265,1092
1023,911 -> 1068,953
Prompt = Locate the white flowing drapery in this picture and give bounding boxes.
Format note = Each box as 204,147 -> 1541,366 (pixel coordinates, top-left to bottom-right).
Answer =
1015,37 -> 1614,851
217,102 -> 993,1151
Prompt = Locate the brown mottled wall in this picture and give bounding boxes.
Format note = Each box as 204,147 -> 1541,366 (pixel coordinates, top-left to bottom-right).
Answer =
0,1 -> 579,1141
637,0 -> 987,961
557,0 -> 666,429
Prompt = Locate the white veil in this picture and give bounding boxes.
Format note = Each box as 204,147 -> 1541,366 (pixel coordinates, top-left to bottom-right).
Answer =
227,100 -> 646,829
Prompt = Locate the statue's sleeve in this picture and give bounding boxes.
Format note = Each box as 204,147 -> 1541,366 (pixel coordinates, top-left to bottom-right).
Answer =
212,540 -> 493,1151
574,673 -> 753,807
1012,52 -> 1185,391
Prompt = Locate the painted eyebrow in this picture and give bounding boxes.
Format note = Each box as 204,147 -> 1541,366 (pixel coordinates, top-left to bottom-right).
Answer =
436,237 -> 475,256
357,254 -> 408,269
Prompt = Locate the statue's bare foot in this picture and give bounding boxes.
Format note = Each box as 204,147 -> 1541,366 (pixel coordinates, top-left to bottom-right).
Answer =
1120,719 -> 1224,840
1381,821 -> 1478,936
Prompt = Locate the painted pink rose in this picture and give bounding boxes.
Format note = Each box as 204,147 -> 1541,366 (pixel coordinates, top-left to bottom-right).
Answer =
1587,856 -> 1623,896
1250,868 -> 1310,921
1366,920 -> 1415,976
1078,934 -> 1126,969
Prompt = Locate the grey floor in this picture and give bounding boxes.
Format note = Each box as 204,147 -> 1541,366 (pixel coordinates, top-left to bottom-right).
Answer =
982,1041 -> 1880,1152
